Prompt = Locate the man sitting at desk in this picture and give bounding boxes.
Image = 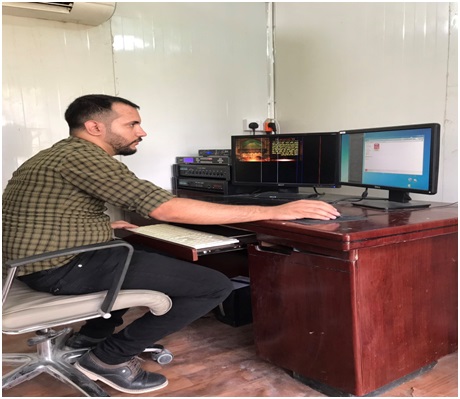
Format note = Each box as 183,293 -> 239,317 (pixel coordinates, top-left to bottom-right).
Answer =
2,94 -> 340,394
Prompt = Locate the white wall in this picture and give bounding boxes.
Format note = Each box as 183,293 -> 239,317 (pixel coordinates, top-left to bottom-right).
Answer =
2,2 -> 458,203
274,2 -> 458,202
2,2 -> 268,191
111,3 -> 268,189
2,17 -> 115,190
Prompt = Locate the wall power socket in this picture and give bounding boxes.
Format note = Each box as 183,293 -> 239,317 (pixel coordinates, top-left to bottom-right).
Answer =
242,119 -> 264,132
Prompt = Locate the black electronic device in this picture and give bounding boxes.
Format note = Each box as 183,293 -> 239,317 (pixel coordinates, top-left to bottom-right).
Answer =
213,276 -> 252,327
231,132 -> 340,194
340,123 -> 440,209
173,177 -> 254,195
173,164 -> 231,180
176,156 -> 231,165
198,149 -> 231,156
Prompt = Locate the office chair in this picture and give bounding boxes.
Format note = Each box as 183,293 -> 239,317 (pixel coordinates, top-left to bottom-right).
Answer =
2,240 -> 173,397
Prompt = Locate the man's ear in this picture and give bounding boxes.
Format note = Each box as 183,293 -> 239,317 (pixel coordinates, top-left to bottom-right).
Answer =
84,120 -> 105,136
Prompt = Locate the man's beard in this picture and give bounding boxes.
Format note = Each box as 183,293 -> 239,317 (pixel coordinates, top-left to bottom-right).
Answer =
117,140 -> 140,156
106,128 -> 142,156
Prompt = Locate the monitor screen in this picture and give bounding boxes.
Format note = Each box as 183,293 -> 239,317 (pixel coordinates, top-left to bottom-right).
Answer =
231,133 -> 340,192
340,123 -> 440,209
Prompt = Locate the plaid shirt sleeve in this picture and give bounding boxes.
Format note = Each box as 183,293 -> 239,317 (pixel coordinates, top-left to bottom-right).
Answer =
60,143 -> 175,218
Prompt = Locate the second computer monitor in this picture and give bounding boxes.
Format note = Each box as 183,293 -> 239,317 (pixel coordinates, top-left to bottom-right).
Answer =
340,123 -> 440,208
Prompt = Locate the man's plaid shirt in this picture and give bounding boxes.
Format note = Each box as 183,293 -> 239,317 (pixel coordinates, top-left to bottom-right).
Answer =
2,136 -> 174,276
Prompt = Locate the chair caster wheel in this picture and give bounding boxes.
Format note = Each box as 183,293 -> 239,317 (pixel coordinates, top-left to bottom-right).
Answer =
152,349 -> 173,365
144,344 -> 174,365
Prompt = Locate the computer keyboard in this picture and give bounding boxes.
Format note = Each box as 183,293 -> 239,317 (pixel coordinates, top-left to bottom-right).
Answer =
130,224 -> 240,249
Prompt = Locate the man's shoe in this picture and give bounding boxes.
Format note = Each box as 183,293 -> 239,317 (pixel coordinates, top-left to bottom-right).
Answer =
65,332 -> 106,349
75,351 -> 168,394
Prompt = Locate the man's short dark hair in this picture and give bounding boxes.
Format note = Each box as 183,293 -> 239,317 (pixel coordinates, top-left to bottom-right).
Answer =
65,94 -> 140,133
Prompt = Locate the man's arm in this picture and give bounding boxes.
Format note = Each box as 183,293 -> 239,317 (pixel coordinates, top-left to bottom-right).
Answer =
149,197 -> 340,225
111,220 -> 139,230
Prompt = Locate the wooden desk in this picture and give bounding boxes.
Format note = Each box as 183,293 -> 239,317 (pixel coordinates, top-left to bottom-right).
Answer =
234,203 -> 458,396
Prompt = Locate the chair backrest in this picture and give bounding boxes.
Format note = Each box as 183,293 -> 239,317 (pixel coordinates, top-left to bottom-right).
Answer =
3,279 -> 172,335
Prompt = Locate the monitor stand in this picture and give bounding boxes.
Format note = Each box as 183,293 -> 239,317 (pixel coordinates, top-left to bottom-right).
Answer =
352,191 -> 431,210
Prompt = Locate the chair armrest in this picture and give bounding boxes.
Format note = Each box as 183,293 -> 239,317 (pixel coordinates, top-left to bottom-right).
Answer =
3,240 -> 134,318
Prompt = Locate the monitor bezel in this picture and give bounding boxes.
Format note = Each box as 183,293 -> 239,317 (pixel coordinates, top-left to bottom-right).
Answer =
231,132 -> 341,190
339,123 -> 440,196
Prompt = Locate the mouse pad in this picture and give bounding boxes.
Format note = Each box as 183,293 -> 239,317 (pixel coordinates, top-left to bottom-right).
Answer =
292,214 -> 368,225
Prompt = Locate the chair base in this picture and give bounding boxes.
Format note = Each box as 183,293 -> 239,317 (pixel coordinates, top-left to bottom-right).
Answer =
2,328 -> 109,397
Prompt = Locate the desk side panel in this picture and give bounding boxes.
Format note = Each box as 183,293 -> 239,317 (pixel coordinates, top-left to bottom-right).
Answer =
355,232 -> 458,394
248,244 -> 360,394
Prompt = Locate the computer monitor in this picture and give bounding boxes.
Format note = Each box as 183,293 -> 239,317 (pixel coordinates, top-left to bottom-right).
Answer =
231,132 -> 340,194
340,123 -> 440,209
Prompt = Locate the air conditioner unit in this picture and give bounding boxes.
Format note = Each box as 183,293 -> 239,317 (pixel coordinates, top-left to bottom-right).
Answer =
2,2 -> 116,26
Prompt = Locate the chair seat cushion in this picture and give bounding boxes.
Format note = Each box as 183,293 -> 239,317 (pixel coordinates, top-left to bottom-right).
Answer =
3,280 -> 172,334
